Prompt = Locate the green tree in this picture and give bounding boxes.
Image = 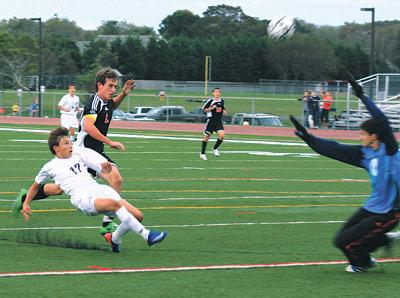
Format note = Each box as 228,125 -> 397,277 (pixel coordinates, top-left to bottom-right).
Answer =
159,10 -> 201,39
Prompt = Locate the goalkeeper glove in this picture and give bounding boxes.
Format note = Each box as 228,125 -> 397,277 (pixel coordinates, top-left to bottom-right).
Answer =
289,115 -> 310,140
344,71 -> 365,99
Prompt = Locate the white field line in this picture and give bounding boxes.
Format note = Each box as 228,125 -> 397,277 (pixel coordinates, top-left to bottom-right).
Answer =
0,220 -> 347,232
1,127 -> 309,147
0,194 -> 367,202
1,258 -> 400,278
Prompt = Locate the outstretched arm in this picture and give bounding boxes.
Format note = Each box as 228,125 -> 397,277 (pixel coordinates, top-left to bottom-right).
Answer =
21,182 -> 40,221
290,115 -> 363,168
346,72 -> 398,155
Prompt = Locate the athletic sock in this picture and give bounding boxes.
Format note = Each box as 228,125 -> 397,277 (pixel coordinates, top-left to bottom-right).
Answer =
213,138 -> 223,150
27,184 -> 49,202
201,141 -> 207,154
113,206 -> 150,243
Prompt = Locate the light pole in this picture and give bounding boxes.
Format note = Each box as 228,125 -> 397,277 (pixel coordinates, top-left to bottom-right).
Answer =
30,17 -> 42,117
360,8 -> 375,76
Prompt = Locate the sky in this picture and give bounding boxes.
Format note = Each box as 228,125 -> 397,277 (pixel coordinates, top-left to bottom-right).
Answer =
1,0 -> 399,31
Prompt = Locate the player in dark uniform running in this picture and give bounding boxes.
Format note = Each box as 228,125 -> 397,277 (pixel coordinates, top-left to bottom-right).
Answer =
13,67 -> 135,234
200,87 -> 227,160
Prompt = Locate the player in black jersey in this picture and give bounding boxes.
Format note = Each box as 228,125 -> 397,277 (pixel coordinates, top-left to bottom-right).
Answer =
200,87 -> 227,160
13,68 -> 135,234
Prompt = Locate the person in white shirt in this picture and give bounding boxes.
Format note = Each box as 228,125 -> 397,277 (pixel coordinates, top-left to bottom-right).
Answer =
58,84 -> 81,140
21,127 -> 168,252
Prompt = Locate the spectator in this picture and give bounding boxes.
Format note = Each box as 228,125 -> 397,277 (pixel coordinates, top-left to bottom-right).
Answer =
30,99 -> 39,117
309,91 -> 320,128
298,90 -> 311,127
320,91 -> 333,128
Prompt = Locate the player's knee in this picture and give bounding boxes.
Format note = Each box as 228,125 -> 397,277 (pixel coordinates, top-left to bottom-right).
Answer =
110,200 -> 122,212
333,234 -> 346,249
136,211 -> 144,222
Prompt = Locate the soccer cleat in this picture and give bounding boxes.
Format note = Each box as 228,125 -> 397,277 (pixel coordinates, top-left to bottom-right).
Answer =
213,149 -> 220,157
200,153 -> 208,161
99,221 -> 119,235
345,257 -> 376,273
104,233 -> 121,253
147,230 -> 168,246
11,188 -> 27,216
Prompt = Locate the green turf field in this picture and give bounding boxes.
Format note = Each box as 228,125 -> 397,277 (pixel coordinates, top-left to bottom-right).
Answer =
0,124 -> 398,297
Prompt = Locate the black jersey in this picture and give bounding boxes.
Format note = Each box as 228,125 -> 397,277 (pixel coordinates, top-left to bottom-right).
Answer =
203,98 -> 225,122
76,93 -> 115,153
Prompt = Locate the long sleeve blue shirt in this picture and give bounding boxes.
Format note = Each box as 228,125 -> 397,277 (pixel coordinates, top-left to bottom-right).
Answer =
302,95 -> 400,214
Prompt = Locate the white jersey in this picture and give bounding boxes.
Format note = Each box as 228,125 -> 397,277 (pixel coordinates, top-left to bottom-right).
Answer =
35,147 -> 107,198
58,94 -> 80,116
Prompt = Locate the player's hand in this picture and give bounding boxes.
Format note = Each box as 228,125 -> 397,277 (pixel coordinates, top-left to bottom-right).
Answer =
21,203 -> 32,221
101,162 -> 113,174
344,72 -> 364,99
109,141 -> 126,151
122,79 -> 135,96
289,115 -> 310,140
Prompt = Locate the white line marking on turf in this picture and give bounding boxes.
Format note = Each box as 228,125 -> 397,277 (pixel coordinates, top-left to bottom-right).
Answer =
2,127 -> 309,147
1,258 -> 399,278
0,220 -> 347,232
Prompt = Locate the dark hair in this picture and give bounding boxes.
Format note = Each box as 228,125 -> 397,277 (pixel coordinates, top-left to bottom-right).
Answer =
360,118 -> 385,140
212,87 -> 221,92
68,83 -> 75,87
48,127 -> 69,155
95,67 -> 118,91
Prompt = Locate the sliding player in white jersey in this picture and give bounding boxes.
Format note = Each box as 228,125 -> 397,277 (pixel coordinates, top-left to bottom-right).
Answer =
22,127 -> 167,252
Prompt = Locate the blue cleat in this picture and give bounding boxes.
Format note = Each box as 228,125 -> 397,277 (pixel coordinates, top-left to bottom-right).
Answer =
104,233 -> 121,253
11,189 -> 27,217
147,230 -> 168,246
345,257 -> 376,273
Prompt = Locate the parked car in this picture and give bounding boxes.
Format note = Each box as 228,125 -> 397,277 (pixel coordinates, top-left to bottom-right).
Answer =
190,107 -> 208,122
129,106 -> 154,115
112,108 -> 154,121
231,113 -> 283,127
134,106 -> 194,122
190,106 -> 232,124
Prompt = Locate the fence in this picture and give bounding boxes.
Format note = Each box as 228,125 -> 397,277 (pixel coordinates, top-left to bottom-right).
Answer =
0,88 -> 356,128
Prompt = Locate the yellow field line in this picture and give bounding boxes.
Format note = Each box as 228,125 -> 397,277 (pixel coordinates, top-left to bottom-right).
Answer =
0,203 -> 362,213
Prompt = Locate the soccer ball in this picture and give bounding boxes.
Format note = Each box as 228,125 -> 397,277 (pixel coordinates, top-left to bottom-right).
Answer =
242,121 -> 250,126
267,15 -> 296,40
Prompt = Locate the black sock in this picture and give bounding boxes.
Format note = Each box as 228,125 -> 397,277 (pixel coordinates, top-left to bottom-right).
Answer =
201,141 -> 207,154
213,138 -> 223,150
25,184 -> 49,202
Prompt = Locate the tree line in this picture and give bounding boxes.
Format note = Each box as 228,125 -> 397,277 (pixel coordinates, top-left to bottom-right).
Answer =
1,5 -> 399,90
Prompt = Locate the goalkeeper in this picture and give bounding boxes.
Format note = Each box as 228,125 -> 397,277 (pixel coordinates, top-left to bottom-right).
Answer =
289,73 -> 400,273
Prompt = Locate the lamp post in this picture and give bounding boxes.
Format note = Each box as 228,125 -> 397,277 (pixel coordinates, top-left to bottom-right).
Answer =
30,17 -> 42,117
360,8 -> 375,76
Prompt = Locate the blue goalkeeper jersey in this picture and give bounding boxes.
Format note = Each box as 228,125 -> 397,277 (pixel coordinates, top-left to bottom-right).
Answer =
302,95 -> 400,214
361,143 -> 400,213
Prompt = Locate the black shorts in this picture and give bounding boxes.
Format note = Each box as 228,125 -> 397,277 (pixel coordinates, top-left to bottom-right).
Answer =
203,119 -> 224,136
87,152 -> 116,177
321,109 -> 330,122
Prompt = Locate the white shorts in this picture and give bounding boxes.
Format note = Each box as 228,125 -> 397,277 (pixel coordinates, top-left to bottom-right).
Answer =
70,184 -> 121,216
61,114 -> 79,129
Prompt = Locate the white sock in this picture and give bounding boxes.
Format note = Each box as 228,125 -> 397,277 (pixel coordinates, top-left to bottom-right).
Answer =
113,206 -> 150,242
